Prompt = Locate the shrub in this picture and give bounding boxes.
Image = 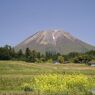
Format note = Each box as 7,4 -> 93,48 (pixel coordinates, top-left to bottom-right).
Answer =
21,83 -> 33,92
58,56 -> 64,64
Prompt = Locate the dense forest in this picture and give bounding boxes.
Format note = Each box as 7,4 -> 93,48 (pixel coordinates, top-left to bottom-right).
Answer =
0,45 -> 95,64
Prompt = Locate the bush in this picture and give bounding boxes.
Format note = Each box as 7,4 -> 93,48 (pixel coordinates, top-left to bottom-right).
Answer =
58,56 -> 64,64
21,83 -> 33,92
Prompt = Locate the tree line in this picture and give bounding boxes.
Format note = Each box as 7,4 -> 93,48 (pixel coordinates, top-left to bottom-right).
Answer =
0,45 -> 95,64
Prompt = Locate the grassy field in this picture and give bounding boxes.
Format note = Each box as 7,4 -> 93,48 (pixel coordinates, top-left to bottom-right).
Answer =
0,61 -> 95,95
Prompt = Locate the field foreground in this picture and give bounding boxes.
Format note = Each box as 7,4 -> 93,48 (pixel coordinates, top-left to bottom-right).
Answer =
0,61 -> 95,95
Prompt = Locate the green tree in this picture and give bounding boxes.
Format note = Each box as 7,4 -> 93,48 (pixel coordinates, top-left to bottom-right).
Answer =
86,50 -> 95,59
0,47 -> 11,60
25,48 -> 31,57
25,48 -> 32,62
16,49 -> 25,60
73,54 -> 91,63
65,52 -> 80,62
17,49 -> 23,56
30,50 -> 37,62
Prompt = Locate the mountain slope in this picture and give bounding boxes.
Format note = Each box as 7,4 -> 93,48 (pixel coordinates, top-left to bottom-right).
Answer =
15,30 -> 95,54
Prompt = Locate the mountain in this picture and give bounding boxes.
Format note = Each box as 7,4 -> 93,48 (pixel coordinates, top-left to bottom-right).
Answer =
15,30 -> 95,54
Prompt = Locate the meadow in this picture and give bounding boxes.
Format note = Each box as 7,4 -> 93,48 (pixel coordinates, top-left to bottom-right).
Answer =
0,61 -> 95,95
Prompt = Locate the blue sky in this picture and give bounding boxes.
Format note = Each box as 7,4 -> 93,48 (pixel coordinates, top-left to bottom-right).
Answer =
0,0 -> 95,46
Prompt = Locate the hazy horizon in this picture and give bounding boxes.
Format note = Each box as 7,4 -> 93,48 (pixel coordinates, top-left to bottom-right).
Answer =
0,0 -> 95,46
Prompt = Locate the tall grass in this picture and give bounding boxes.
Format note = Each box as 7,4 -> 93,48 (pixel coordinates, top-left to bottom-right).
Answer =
0,61 -> 95,95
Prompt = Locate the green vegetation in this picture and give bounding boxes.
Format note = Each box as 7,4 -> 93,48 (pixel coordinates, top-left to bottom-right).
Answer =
58,56 -> 64,64
0,45 -> 95,94
0,45 -> 95,64
0,61 -> 95,95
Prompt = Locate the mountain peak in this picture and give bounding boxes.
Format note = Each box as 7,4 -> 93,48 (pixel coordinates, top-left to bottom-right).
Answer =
38,29 -> 76,42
